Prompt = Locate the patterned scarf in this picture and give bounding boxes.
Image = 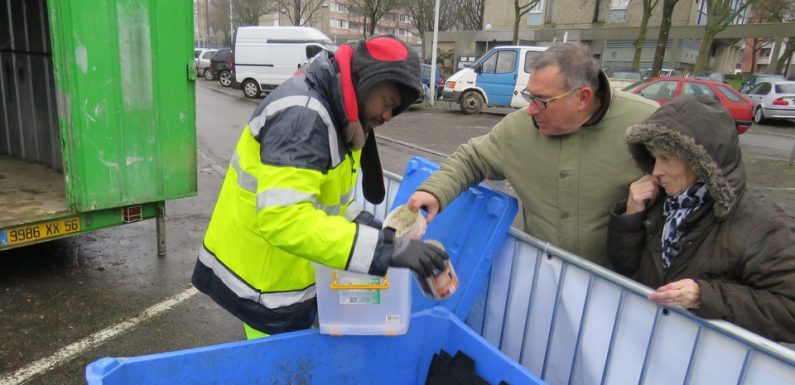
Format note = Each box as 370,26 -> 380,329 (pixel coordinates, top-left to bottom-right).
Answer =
661,183 -> 710,270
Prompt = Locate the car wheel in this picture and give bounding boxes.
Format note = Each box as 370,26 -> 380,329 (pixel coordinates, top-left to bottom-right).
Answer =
219,70 -> 232,87
753,106 -> 766,124
460,92 -> 484,114
242,79 -> 260,98
204,69 -> 214,81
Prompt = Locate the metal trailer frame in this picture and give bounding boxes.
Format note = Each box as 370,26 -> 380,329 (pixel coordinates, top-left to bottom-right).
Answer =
356,170 -> 795,385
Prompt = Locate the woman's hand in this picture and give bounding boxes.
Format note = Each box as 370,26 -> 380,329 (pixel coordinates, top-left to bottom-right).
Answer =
648,279 -> 701,308
626,175 -> 660,214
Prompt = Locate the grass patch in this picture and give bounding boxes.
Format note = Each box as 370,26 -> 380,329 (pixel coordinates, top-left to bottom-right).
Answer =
725,74 -> 744,91
771,161 -> 795,171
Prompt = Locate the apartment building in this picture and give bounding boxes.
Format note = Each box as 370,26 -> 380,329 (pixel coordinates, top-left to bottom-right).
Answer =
434,0 -> 749,74
260,0 -> 420,46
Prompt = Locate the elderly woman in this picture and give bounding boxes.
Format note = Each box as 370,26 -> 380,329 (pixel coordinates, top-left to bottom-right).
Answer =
607,95 -> 795,343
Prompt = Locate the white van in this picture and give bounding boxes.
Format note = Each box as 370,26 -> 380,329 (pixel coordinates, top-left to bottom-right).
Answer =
233,26 -> 337,98
441,45 -> 547,114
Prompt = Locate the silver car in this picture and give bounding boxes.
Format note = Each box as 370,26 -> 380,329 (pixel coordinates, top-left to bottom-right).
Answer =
745,80 -> 795,124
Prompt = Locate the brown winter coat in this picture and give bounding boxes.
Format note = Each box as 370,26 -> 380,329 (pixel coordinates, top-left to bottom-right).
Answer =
606,95 -> 795,343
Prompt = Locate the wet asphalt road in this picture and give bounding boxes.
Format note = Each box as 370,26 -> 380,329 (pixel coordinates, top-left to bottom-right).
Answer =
1,81 -> 793,385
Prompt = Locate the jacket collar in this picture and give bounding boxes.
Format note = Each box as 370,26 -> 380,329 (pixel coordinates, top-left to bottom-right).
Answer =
582,70 -> 612,127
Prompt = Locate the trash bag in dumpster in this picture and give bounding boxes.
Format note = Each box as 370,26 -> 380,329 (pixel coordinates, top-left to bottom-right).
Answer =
425,349 -> 512,385
85,307 -> 546,385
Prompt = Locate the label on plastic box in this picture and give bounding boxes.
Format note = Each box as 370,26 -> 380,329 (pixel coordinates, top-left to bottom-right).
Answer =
385,314 -> 401,324
339,289 -> 380,304
337,276 -> 382,304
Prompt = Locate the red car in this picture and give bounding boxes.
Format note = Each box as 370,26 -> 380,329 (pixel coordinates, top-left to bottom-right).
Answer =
625,77 -> 753,134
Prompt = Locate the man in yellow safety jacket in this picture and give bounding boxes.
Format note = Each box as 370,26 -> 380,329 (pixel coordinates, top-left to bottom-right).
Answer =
192,36 -> 448,338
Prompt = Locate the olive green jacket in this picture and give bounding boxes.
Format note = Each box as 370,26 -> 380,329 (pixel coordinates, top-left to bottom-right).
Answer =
419,90 -> 658,267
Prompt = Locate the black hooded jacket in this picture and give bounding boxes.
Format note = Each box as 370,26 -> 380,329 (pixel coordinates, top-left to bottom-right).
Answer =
606,96 -> 795,343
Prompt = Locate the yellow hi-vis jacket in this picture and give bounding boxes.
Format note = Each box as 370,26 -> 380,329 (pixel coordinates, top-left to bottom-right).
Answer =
192,53 -> 381,334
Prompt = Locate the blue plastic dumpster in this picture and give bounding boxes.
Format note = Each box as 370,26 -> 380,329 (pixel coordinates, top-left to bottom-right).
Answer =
390,157 -> 518,319
86,307 -> 545,385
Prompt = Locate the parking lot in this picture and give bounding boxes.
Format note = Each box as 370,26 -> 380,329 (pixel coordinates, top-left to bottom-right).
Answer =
1,79 -> 793,385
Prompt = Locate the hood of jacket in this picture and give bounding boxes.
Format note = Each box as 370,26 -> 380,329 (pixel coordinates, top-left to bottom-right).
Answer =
302,49 -> 386,204
624,95 -> 745,220
303,51 -> 350,132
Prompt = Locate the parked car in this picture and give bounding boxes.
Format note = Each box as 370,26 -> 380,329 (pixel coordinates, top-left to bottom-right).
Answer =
604,67 -> 643,90
207,48 -> 233,87
234,26 -> 335,98
421,63 -> 444,99
195,48 -> 217,77
626,77 -> 753,134
641,68 -> 677,78
744,80 -> 795,124
739,73 -> 785,94
690,71 -> 726,83
442,45 -> 548,114
414,83 -> 429,105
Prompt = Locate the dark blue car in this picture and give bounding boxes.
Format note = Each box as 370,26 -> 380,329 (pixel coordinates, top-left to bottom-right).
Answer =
421,64 -> 444,99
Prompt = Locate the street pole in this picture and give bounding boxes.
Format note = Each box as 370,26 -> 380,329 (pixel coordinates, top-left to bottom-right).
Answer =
197,1 -> 202,47
485,24 -> 492,53
205,0 -> 210,46
229,0 -> 234,46
429,0 -> 441,105
790,142 -> 795,166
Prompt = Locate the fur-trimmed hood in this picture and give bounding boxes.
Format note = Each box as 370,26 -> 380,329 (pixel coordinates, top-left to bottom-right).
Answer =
624,95 -> 745,219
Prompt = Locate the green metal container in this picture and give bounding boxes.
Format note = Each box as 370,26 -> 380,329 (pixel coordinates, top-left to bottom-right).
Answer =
0,0 -> 197,254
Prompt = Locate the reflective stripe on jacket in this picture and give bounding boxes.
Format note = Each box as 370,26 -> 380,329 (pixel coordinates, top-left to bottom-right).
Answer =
192,53 -> 380,334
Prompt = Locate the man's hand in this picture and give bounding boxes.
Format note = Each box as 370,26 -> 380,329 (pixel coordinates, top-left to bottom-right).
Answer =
353,210 -> 382,229
648,279 -> 701,309
408,191 -> 440,223
389,235 -> 448,277
626,175 -> 660,214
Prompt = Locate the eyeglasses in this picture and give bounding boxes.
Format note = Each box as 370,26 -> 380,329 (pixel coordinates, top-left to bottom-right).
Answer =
520,88 -> 579,111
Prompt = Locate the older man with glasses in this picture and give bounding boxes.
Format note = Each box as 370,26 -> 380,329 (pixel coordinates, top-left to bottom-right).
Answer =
408,42 -> 659,268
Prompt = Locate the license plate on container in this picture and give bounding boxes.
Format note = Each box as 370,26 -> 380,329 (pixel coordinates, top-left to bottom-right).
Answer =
1,217 -> 81,247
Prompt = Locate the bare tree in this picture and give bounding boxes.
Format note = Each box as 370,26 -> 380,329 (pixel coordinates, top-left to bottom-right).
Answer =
233,0 -> 271,26
632,0 -> 661,69
278,0 -> 326,26
348,0 -> 404,37
457,0 -> 485,31
748,37 -> 771,73
776,38 -> 794,74
692,0 -> 754,71
650,0 -> 679,77
209,0 -> 232,45
403,0 -> 458,58
513,0 -> 540,44
751,0 -> 795,74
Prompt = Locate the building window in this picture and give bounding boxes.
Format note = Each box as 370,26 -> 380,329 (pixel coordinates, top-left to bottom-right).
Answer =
329,2 -> 348,13
608,0 -> 628,22
529,0 -> 544,13
330,19 -> 349,29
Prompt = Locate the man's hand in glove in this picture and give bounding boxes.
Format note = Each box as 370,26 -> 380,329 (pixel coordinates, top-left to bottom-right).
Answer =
367,229 -> 448,277
390,237 -> 448,277
353,210 -> 382,229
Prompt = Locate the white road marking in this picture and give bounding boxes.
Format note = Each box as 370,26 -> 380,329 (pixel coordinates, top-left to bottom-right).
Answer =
0,288 -> 198,385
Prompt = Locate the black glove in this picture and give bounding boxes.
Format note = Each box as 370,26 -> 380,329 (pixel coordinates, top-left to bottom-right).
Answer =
353,210 -> 383,229
367,229 -> 448,277
389,237 -> 448,277
374,228 -> 447,277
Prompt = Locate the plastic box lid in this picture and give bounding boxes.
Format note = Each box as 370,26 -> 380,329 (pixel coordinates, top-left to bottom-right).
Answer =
86,307 -> 545,385
392,157 -> 518,320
